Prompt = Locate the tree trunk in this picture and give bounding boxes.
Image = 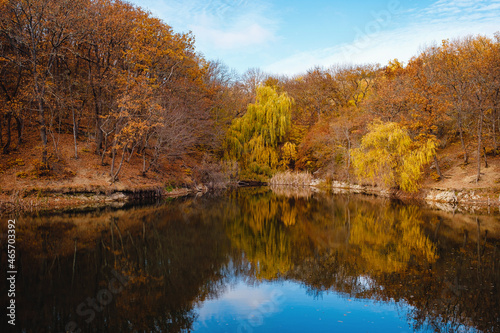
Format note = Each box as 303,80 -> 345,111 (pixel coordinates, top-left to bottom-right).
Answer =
48,109 -> 61,160
483,147 -> 488,168
492,108 -> 498,155
72,107 -> 78,159
39,106 -> 48,165
476,110 -> 484,183
32,44 -> 48,165
433,154 -> 443,179
94,99 -> 103,154
100,128 -> 111,166
127,141 -> 140,162
0,113 -> 3,148
497,106 -> 500,154
458,116 -> 468,164
111,146 -> 127,182
34,72 -> 49,165
15,115 -> 22,146
110,147 -> 116,176
3,111 -> 11,153
143,145 -> 160,175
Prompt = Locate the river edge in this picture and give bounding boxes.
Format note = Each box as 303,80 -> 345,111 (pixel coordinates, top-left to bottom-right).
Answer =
326,180 -> 500,215
0,184 -> 205,215
0,180 -> 499,215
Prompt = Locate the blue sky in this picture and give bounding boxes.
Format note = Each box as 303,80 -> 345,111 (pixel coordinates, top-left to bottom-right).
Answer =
131,0 -> 500,76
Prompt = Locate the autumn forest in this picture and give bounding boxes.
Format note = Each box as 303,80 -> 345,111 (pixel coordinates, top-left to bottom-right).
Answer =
2,1 -> 500,332
1,0 -> 500,194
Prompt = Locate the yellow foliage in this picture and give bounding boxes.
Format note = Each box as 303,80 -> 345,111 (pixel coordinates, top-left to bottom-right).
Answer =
280,142 -> 297,169
351,121 -> 436,192
16,171 -> 29,179
225,86 -> 294,180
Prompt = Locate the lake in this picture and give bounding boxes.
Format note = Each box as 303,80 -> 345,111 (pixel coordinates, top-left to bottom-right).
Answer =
1,187 -> 499,332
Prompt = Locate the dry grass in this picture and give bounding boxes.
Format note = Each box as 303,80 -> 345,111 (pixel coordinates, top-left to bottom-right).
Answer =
269,171 -> 313,186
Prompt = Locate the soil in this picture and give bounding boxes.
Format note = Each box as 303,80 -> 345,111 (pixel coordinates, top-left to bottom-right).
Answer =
424,153 -> 500,192
421,143 -> 500,210
0,132 -> 198,213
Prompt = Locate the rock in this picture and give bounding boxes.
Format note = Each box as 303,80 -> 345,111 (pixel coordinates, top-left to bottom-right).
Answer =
331,181 -> 351,189
425,190 -> 457,204
107,192 -> 128,202
194,184 -> 208,192
310,179 -> 324,186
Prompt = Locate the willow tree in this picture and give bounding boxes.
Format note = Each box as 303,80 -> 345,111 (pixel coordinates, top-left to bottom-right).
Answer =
225,85 -> 294,180
351,121 -> 436,193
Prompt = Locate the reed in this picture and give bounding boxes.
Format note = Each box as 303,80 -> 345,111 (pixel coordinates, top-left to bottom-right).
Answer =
269,171 -> 313,186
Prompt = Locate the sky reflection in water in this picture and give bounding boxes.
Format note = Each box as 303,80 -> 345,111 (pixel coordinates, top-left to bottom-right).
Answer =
193,280 -> 420,333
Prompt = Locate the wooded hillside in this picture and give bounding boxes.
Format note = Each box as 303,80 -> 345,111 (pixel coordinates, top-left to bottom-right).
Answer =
1,0 -> 499,194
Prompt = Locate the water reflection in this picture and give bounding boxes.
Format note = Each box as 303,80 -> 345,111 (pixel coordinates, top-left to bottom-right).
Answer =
1,189 -> 498,332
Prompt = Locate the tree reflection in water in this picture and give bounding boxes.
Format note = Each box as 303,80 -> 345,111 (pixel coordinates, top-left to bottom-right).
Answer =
3,188 -> 499,332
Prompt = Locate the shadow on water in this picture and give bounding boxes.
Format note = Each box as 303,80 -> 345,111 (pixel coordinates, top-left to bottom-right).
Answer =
0,188 -> 499,332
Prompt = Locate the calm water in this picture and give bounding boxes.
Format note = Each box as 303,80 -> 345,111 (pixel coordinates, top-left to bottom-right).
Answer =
1,188 -> 499,332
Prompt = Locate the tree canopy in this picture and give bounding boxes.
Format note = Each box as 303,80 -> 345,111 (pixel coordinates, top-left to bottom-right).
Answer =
351,121 -> 437,192
225,85 -> 294,180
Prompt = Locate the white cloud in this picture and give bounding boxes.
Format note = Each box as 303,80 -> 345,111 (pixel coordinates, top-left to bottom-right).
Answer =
423,0 -> 496,16
191,22 -> 275,49
142,0 -> 277,51
195,281 -> 283,323
264,0 -> 500,76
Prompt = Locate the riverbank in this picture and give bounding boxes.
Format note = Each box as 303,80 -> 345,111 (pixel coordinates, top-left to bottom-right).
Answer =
2,171 -> 499,215
0,184 -> 199,214
270,157 -> 500,215
0,133 -> 215,214
1,132 -> 499,214
328,180 -> 500,214
328,156 -> 500,213
1,177 -> 499,215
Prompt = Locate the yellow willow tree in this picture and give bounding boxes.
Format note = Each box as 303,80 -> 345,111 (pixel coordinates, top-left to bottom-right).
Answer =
225,85 -> 294,180
351,121 -> 436,193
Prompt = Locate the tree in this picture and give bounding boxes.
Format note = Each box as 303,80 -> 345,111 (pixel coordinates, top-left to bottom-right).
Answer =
434,39 -> 474,164
204,60 -> 247,153
365,59 -> 410,122
351,121 -> 436,193
404,49 -> 450,179
0,4 -> 27,153
241,67 -> 268,96
225,85 -> 294,180
2,0 -> 78,164
464,36 -> 499,182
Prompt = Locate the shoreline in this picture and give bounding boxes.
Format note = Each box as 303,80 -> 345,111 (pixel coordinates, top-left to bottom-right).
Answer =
327,181 -> 500,214
0,184 -> 197,215
1,180 -> 499,215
